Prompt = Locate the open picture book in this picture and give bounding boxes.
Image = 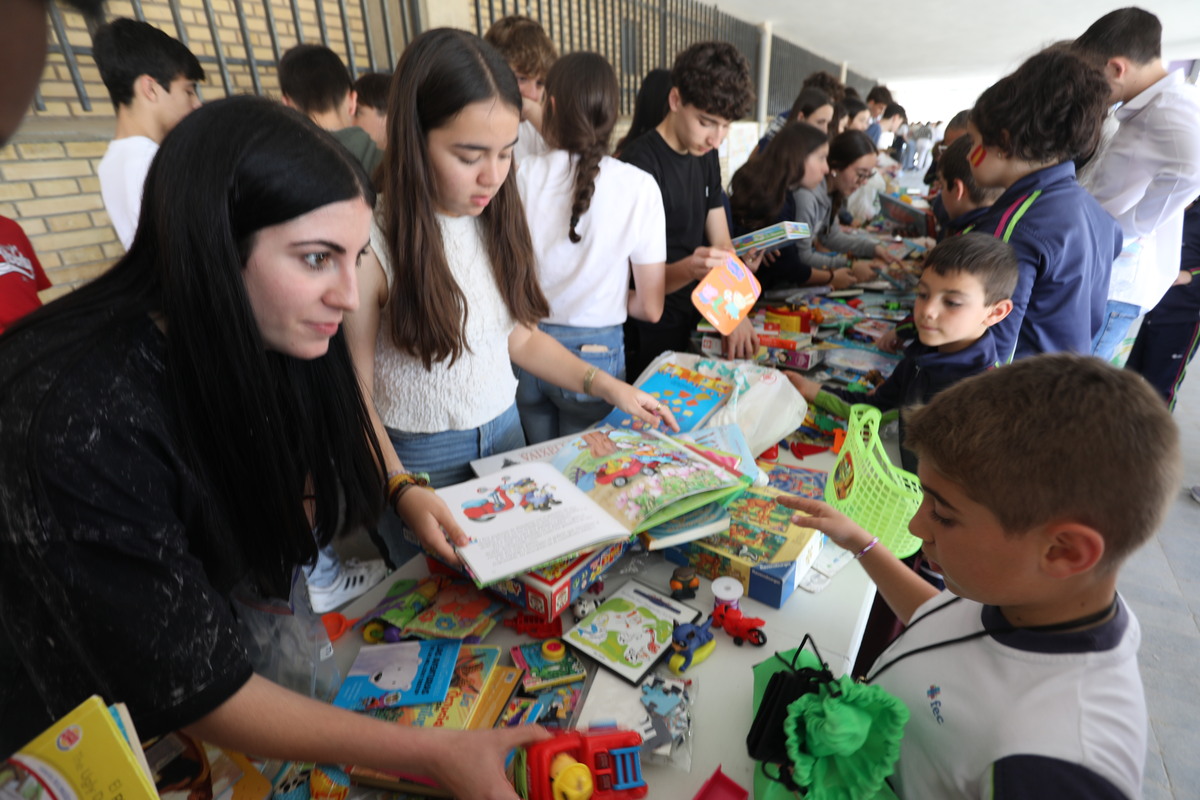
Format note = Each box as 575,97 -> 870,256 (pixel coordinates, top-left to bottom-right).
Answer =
438,428 -> 746,586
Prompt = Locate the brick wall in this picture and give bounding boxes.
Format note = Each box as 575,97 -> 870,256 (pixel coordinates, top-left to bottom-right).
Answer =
9,0 -> 386,299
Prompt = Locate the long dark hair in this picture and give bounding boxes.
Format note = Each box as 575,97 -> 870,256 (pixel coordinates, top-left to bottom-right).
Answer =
730,122 -> 829,230
377,28 -> 547,369
1,96 -> 384,597
614,68 -> 671,155
826,129 -> 877,218
542,52 -> 619,243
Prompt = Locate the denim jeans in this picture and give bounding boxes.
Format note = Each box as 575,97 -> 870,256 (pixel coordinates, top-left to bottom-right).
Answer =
1091,300 -> 1142,365
515,322 -> 625,445
303,543 -> 341,588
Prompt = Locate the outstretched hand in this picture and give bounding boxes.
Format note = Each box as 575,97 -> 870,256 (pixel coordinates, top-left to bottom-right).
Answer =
776,495 -> 875,553
396,487 -> 467,565
424,726 -> 553,800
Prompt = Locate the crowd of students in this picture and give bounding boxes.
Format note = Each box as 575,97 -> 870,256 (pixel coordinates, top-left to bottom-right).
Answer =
0,3 -> 1198,799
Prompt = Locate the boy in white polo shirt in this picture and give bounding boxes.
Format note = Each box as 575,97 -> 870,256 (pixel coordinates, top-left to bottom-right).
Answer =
94,19 -> 203,250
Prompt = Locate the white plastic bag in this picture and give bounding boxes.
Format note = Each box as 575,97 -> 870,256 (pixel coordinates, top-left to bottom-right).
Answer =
634,351 -> 807,458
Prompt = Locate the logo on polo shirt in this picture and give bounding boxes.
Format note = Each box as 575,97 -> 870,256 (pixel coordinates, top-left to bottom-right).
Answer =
927,685 -> 945,724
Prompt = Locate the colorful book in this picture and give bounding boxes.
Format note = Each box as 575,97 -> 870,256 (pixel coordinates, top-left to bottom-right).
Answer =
5,695 -> 158,800
732,220 -> 811,256
441,429 -> 745,586
598,362 -> 732,433
400,579 -> 507,640
510,641 -> 588,693
637,502 -> 732,551
469,431 -> 578,477
675,423 -> 763,485
364,644 -> 501,728
333,638 -> 461,711
758,461 -> 828,500
563,579 -> 701,684
692,253 -> 762,335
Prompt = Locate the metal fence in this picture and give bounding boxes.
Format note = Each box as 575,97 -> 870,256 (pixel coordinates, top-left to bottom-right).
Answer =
39,0 -> 420,113
472,0 -> 876,118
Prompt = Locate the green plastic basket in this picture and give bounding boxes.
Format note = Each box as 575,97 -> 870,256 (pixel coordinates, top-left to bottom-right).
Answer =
824,404 -> 923,558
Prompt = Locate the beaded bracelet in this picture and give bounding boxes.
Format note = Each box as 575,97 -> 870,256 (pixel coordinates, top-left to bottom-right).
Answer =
854,536 -> 880,559
387,471 -> 431,509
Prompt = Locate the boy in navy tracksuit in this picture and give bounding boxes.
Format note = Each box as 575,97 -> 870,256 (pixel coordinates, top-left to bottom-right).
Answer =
966,47 -> 1122,362
789,233 -> 1018,472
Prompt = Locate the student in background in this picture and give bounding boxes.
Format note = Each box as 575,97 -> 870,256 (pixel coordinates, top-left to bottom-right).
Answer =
967,46 -> 1121,361
924,108 -> 970,188
878,102 -> 907,151
613,68 -> 671,156
1074,7 -> 1200,364
865,85 -> 894,144
781,353 -> 1179,799
618,41 -> 760,376
801,70 -> 845,104
484,15 -> 557,163
789,233 -> 1016,472
344,29 -> 674,491
352,71 -> 392,151
1127,199 -> 1200,411
0,215 -> 51,333
515,52 -> 667,443
279,44 -> 383,180
935,135 -> 1003,238
730,122 -> 855,289
93,18 -> 203,251
841,96 -> 872,133
0,96 -> 549,790
791,130 -> 900,281
754,87 -> 834,153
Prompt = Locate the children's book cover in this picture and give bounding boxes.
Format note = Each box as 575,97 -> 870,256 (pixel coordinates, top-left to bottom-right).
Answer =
732,220 -> 812,256
5,695 -> 159,800
563,579 -> 700,684
698,485 -> 821,566
365,645 -> 500,729
691,253 -> 762,334
550,428 -> 745,534
757,461 -> 828,500
598,362 -> 732,433
510,641 -> 588,693
333,639 -> 462,712
400,578 -> 508,637
468,431 -> 578,477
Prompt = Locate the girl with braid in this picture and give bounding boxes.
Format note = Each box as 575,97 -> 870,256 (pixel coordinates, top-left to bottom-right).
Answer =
515,51 -> 668,443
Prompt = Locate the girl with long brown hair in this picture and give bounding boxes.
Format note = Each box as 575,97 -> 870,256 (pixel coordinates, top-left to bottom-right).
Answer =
343,29 -> 675,490
514,51 -> 667,443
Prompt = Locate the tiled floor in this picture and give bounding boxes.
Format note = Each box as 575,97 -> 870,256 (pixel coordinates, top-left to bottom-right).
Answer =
1120,373 -> 1200,800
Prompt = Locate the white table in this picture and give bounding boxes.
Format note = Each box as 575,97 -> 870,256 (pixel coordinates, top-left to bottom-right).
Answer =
335,449 -> 879,799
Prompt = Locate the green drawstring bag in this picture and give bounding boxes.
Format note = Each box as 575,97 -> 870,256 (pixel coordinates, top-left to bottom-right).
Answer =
749,637 -> 908,800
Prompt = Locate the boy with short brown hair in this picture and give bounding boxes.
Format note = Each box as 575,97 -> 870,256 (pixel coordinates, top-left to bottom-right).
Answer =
484,15 -> 557,161
782,353 -> 1181,798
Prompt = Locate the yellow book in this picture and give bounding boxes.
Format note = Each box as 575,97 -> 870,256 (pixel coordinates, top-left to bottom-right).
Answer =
4,695 -> 159,800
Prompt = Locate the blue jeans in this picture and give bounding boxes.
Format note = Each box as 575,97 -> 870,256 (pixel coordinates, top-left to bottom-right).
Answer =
515,322 -> 624,444
304,543 -> 341,588
1091,300 -> 1142,365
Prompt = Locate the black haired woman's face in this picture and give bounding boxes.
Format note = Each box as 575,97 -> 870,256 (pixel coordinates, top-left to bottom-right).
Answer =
241,197 -> 372,359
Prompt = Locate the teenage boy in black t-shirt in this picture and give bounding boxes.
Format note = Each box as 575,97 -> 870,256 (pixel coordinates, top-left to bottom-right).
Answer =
620,42 -> 757,378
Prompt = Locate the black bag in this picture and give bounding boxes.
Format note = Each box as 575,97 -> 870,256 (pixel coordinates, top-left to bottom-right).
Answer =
746,635 -> 840,773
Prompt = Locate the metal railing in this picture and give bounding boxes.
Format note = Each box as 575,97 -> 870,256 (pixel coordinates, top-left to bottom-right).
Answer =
39,0 -> 421,112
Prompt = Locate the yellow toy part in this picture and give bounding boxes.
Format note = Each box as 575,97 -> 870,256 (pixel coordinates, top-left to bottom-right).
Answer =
549,753 -> 594,800
668,638 -> 715,675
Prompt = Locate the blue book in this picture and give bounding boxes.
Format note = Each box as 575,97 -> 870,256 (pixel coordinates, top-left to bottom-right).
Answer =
598,363 -> 732,433
334,639 -> 462,711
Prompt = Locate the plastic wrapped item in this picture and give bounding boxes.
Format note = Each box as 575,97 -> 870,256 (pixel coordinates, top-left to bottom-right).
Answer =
231,569 -> 340,701
574,666 -> 697,771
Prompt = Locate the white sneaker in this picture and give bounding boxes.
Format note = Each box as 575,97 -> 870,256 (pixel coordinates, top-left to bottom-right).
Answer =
308,558 -> 388,614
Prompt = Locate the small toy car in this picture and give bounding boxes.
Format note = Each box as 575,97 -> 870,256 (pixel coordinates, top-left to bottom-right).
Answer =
711,604 -> 767,647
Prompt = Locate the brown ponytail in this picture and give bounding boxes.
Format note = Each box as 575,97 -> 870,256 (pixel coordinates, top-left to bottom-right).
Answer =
541,52 -> 619,243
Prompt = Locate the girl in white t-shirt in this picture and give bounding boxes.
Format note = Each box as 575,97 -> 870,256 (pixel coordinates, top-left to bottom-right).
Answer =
515,52 -> 667,443
343,30 -> 675,494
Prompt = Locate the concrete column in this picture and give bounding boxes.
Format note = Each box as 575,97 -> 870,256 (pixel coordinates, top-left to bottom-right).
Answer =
757,21 -> 772,134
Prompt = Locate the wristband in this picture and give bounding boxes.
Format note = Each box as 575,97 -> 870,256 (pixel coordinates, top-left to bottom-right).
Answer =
854,536 -> 880,559
388,471 -> 431,509
582,365 -> 599,396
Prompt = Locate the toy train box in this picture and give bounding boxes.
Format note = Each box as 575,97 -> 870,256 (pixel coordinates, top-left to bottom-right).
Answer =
732,221 -> 812,257
431,542 -> 627,622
